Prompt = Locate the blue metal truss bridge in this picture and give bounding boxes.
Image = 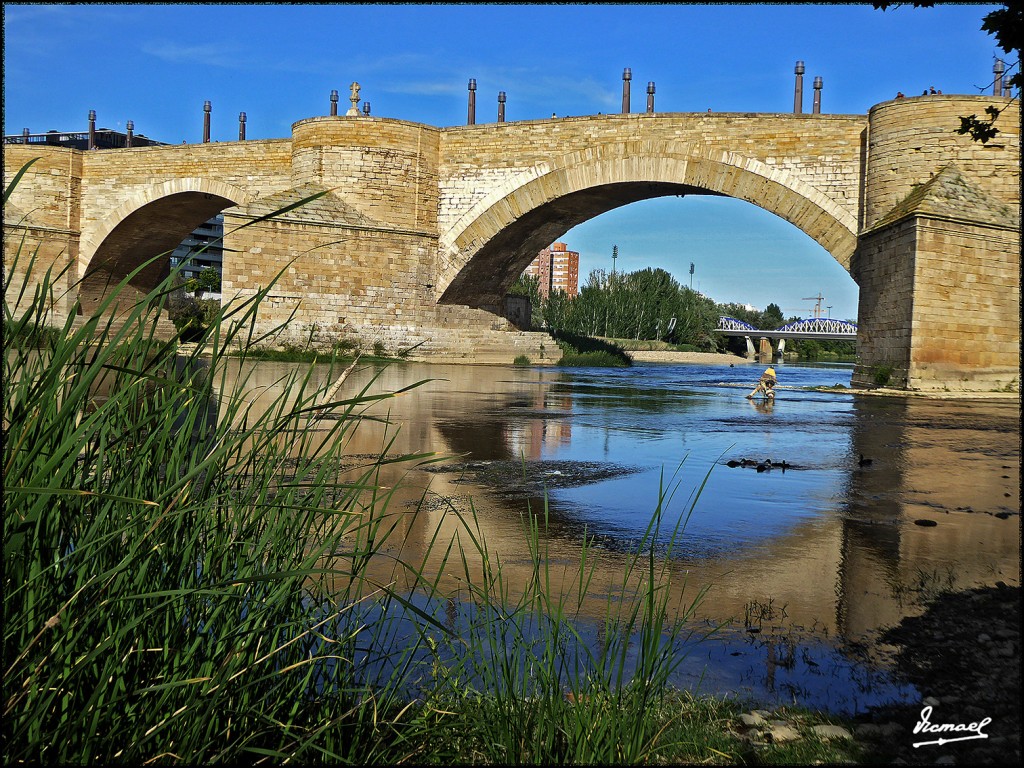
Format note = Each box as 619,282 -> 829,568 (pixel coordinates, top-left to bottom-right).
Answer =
715,316 -> 857,340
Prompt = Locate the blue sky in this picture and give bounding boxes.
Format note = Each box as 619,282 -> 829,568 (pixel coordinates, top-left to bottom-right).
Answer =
3,3 -> 1008,320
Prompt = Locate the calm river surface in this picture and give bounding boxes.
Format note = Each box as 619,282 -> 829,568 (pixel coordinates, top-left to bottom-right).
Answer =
230,356 -> 1020,715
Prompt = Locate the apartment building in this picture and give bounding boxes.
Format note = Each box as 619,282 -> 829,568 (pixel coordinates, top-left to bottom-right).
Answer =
523,242 -> 579,299
169,214 -> 224,281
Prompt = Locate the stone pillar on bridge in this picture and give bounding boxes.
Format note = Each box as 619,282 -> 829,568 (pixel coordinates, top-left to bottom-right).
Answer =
467,79 -> 476,125
203,101 -> 211,143
621,68 -> 631,114
646,81 -> 655,113
497,91 -> 506,123
812,76 -> 823,114
346,83 -> 361,116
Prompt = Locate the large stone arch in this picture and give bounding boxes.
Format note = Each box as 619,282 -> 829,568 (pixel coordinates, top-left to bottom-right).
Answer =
77,178 -> 250,321
437,145 -> 858,307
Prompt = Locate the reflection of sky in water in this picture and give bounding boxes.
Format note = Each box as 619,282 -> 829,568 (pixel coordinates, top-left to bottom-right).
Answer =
667,626 -> 919,715
275,358 -> 1015,719
344,589 -> 919,717
520,362 -> 856,557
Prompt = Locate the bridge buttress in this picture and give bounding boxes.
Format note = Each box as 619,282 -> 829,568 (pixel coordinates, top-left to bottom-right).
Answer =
852,97 -> 1019,391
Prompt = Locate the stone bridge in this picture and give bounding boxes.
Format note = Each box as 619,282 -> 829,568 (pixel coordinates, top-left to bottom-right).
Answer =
3,94 -> 1019,390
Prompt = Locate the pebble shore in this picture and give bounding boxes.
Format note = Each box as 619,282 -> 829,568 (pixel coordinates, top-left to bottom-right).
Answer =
852,583 -> 1021,765
729,584 -> 1020,765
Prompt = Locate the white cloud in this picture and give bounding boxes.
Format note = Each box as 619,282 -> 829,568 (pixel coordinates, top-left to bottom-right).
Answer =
140,41 -> 244,67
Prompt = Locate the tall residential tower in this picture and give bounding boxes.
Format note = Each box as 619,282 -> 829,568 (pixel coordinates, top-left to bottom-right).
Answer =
523,242 -> 579,299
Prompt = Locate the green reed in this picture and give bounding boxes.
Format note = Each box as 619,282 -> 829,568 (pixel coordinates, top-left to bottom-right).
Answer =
409,462 -> 716,765
3,165 -> 433,761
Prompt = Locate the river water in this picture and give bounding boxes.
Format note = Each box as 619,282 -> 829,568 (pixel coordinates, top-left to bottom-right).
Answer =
230,356 -> 1020,715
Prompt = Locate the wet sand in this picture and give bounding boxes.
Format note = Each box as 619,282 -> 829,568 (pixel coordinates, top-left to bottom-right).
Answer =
626,350 -> 754,365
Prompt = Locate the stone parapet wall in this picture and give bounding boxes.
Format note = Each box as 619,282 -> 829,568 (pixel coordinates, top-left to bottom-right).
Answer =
3,146 -> 81,231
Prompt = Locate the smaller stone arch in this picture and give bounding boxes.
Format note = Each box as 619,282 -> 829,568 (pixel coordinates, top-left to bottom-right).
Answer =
77,178 -> 250,325
79,178 -> 252,276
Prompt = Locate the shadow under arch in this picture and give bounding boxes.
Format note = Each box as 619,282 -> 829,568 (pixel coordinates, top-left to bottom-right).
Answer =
78,179 -> 251,323
437,147 -> 859,308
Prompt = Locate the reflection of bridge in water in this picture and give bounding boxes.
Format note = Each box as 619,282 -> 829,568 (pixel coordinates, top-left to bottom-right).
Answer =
221,359 -> 1019,687
715,316 -> 858,356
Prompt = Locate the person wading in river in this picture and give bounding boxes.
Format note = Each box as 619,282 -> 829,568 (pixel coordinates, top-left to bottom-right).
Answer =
746,367 -> 777,400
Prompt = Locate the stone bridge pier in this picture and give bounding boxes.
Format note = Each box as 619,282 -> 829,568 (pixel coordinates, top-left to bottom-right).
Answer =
850,98 -> 1019,391
3,94 -> 1019,389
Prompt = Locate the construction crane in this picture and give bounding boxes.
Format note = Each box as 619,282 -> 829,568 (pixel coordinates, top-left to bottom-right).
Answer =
783,294 -> 825,319
802,293 -> 825,318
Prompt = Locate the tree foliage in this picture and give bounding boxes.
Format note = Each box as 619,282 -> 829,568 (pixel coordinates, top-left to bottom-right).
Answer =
508,273 -> 543,327
195,266 -> 221,294
537,267 -> 720,349
716,302 -> 784,330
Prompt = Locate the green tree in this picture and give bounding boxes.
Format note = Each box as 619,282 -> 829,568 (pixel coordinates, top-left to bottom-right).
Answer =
539,266 -> 718,349
762,303 -> 784,329
717,302 -> 761,328
716,302 -> 784,330
508,273 -> 543,328
194,267 -> 221,296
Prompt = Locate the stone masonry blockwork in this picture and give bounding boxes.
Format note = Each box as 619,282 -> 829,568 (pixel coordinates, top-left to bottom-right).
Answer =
3,95 -> 1019,384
